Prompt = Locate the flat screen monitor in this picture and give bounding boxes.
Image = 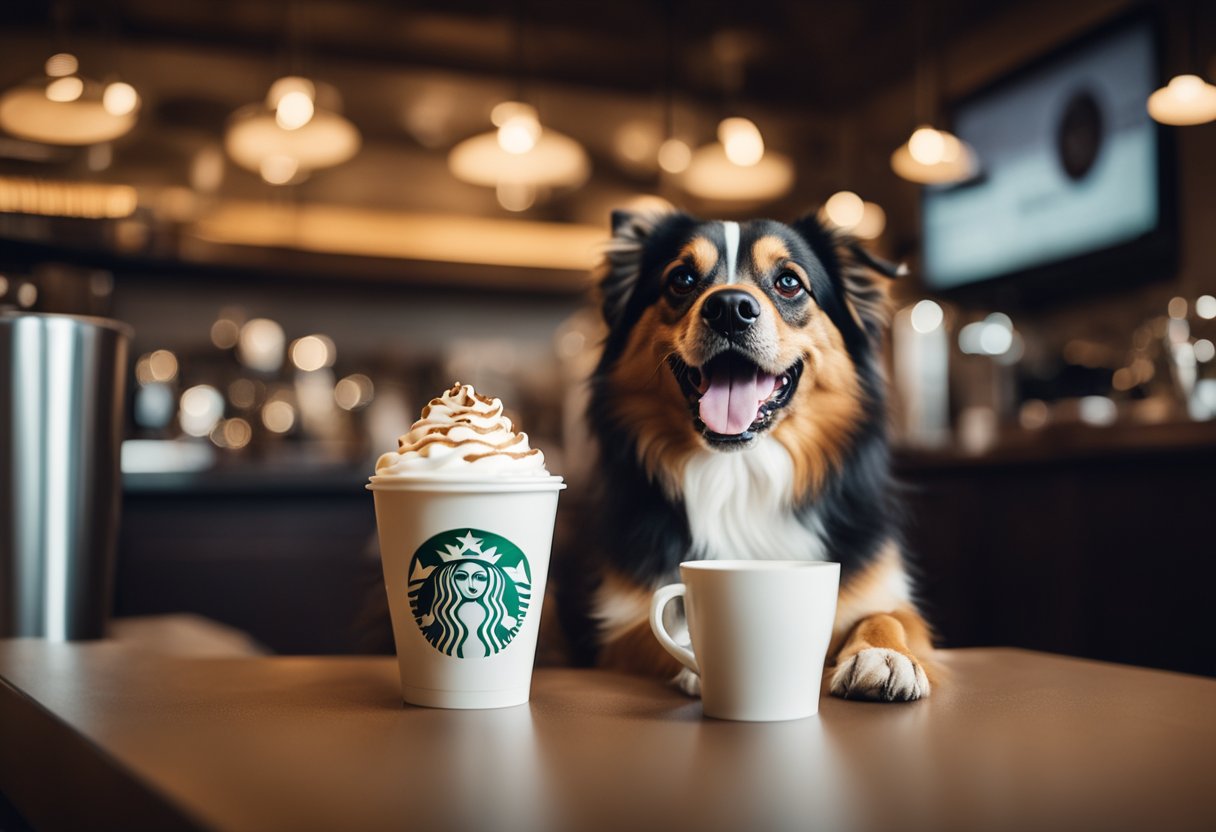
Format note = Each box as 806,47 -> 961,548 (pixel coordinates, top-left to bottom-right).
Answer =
921,14 -> 1175,302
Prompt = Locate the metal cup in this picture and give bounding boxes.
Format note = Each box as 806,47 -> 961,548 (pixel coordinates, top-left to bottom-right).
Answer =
0,312 -> 132,639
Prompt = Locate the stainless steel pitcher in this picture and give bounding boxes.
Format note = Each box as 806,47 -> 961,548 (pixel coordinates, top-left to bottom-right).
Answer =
1,312 -> 131,639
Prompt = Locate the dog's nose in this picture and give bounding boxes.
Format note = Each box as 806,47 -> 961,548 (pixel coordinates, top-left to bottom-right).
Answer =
701,289 -> 761,340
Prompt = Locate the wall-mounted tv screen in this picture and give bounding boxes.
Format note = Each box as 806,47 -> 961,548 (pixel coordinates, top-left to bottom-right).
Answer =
921,14 -> 1175,301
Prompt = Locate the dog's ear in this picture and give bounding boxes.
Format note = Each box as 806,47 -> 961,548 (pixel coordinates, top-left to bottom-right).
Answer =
789,212 -> 905,343
596,202 -> 677,329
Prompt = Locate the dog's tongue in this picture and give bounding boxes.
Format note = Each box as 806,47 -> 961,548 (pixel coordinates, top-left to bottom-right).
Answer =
698,356 -> 777,436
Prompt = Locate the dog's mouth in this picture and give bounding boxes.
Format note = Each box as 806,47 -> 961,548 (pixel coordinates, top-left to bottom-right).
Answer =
668,351 -> 803,445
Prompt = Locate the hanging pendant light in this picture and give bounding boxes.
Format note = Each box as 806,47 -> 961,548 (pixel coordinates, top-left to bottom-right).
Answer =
1148,74 -> 1216,125
1148,1 -> 1216,126
891,124 -> 977,185
891,1 -> 976,186
447,1 -> 590,210
0,53 -> 141,145
447,100 -> 590,212
224,76 -> 361,185
678,116 -> 794,203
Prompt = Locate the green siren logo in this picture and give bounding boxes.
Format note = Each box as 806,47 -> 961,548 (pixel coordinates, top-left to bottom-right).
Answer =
408,529 -> 531,658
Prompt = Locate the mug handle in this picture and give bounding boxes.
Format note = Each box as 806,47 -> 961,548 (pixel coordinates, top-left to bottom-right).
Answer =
650,583 -> 699,674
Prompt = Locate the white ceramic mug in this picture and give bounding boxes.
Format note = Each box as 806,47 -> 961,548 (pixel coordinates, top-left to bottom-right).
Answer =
650,560 -> 840,721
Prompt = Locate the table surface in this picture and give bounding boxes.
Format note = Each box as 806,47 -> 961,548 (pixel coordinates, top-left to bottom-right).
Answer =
2,641 -> 1215,832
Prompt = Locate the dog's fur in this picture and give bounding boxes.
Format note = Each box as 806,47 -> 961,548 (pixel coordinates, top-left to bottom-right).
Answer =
556,206 -> 933,702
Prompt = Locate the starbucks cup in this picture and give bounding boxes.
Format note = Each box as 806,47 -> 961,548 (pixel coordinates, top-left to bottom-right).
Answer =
368,474 -> 565,709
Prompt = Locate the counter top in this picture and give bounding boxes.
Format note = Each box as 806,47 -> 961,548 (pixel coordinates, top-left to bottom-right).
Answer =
2,641 -> 1214,831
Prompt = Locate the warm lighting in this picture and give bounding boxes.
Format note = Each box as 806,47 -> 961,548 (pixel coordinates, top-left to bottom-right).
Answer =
290,334 -> 335,372
448,102 -> 589,199
334,374 -> 374,411
657,138 -> 692,174
1195,339 -> 1215,363
0,176 -> 137,218
718,117 -> 765,167
823,191 -> 865,229
102,82 -> 139,117
1197,295 -> 1216,320
0,55 -> 139,145
237,318 -> 286,373
851,202 -> 887,240
679,142 -> 794,202
261,400 -> 296,433
211,418 -> 253,450
909,300 -> 944,334
268,77 -> 317,130
891,125 -> 977,185
1147,74 -> 1216,126
44,53 -> 78,77
276,91 -> 315,131
497,107 -> 541,155
908,127 -> 946,165
180,385 -> 225,437
1168,297 -> 1188,319
226,77 -> 360,183
192,202 -> 607,277
45,77 -> 83,103
146,350 -> 179,383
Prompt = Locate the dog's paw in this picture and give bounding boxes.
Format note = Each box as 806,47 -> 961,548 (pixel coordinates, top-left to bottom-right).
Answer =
672,668 -> 701,698
830,648 -> 930,702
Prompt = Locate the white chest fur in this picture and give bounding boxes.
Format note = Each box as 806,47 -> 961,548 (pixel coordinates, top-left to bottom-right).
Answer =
680,437 -> 827,562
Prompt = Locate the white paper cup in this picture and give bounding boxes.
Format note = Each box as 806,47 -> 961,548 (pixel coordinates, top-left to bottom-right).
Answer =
368,474 -> 565,709
651,561 -> 840,721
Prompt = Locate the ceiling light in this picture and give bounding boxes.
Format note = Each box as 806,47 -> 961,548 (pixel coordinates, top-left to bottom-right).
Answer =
0,55 -> 140,145
225,77 -> 360,185
679,142 -> 794,202
1147,74 -> 1216,126
891,125 -> 977,185
448,102 -> 590,195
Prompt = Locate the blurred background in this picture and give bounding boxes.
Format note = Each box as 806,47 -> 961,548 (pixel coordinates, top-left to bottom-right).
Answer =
1,0 -> 1213,674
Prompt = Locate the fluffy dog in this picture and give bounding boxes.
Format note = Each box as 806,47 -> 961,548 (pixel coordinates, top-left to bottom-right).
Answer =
556,206 -> 933,702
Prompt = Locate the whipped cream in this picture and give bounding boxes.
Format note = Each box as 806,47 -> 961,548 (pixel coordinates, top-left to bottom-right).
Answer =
374,382 -> 549,477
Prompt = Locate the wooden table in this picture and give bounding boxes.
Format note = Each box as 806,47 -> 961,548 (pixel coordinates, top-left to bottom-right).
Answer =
2,641 -> 1214,832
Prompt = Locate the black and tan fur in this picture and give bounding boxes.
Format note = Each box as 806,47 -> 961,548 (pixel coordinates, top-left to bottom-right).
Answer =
557,205 -> 933,702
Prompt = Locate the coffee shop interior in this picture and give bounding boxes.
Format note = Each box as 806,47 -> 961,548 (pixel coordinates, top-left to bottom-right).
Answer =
2,0 -> 1214,671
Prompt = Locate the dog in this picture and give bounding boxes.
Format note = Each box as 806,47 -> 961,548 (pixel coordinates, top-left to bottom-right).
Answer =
555,205 -> 934,702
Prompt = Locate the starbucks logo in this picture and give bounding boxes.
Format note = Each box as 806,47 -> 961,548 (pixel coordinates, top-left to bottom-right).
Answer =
408,529 -> 532,658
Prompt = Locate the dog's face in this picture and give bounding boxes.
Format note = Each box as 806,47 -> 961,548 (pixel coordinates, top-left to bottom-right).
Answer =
594,208 -> 897,496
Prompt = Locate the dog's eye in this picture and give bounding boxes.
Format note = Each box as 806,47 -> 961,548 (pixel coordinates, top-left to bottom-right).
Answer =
667,267 -> 698,295
774,272 -> 804,298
